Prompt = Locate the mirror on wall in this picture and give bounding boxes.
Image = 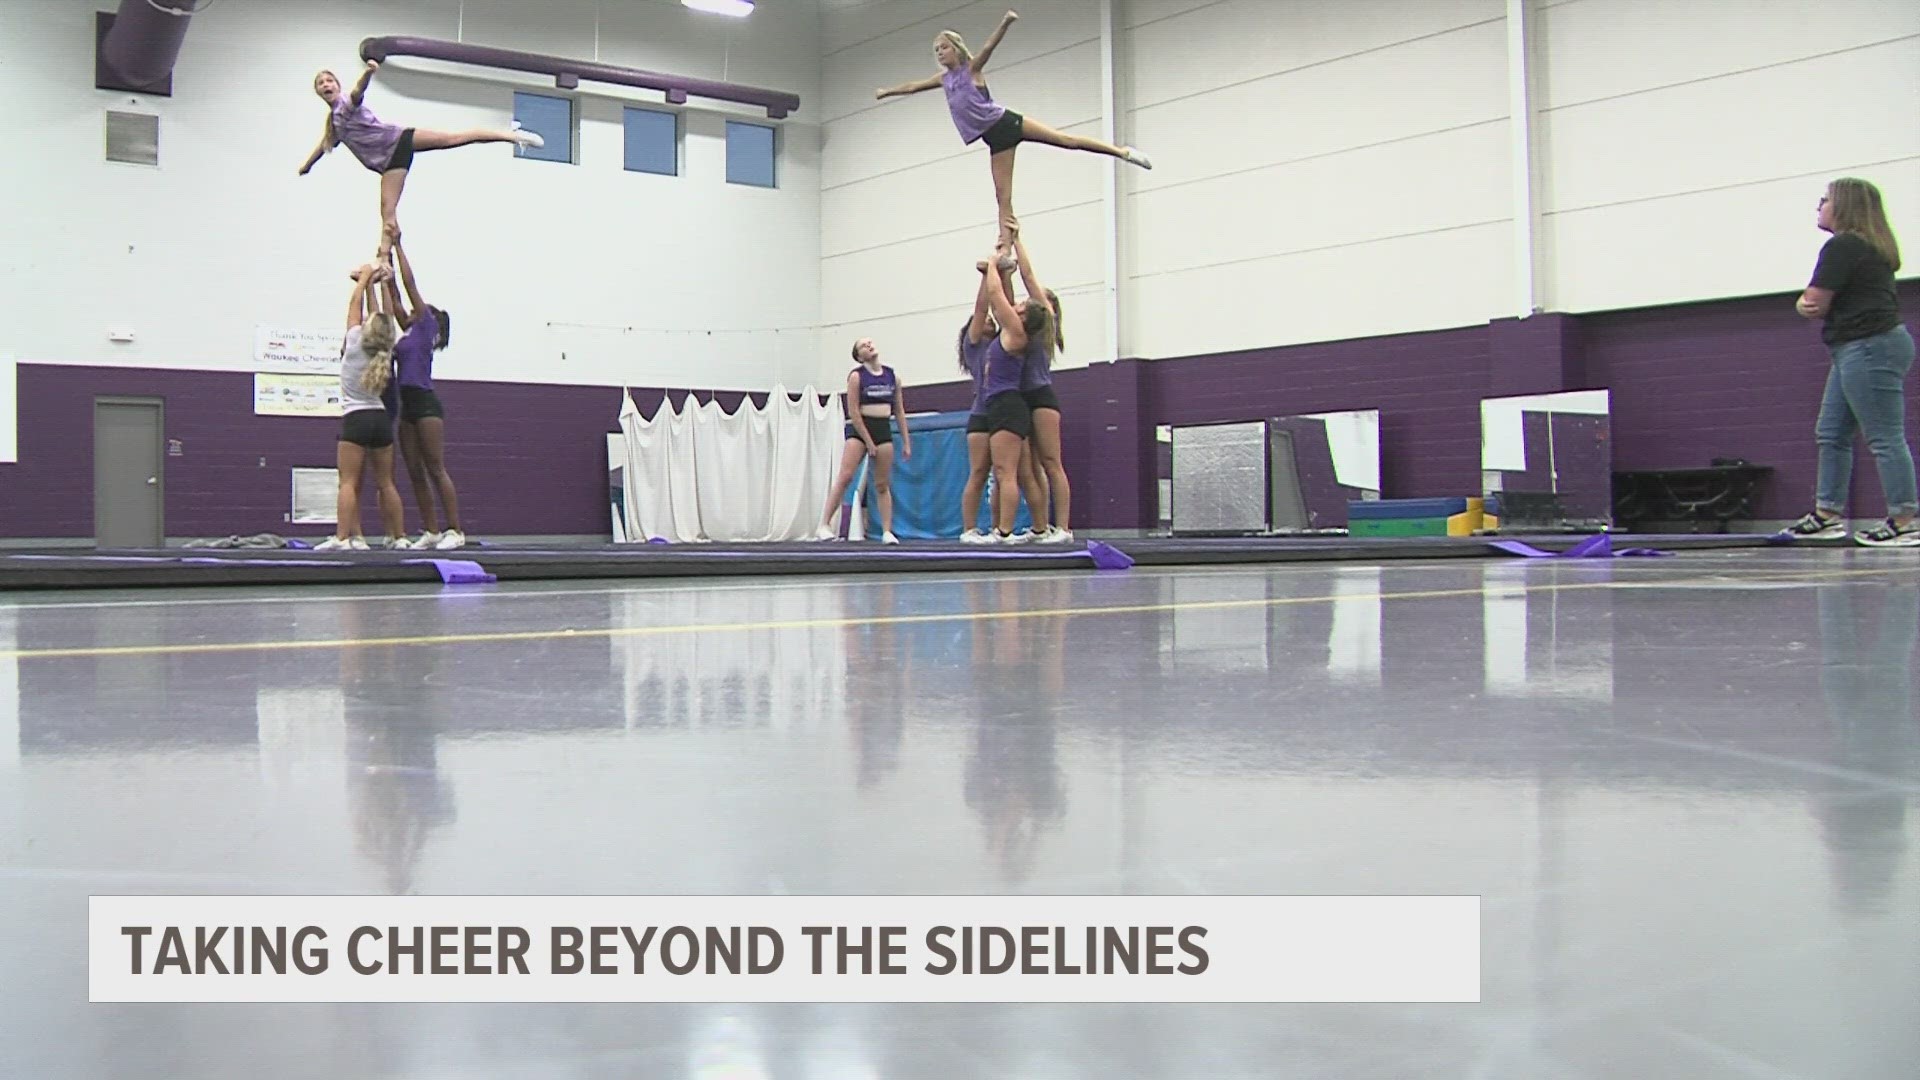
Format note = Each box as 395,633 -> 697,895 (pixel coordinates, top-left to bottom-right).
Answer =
1268,409 -> 1381,532
1479,390 -> 1613,531
1166,410 -> 1380,535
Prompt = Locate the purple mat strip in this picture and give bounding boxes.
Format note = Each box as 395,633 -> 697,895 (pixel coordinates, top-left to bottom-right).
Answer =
1488,535 -> 1671,559
402,559 -> 497,584
6,554 -> 357,566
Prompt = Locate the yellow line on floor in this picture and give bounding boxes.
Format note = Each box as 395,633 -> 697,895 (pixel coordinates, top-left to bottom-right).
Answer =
1,564 -> 1902,661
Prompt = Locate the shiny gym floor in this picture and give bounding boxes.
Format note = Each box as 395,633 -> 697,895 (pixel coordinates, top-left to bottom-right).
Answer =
2,549 -> 1916,1079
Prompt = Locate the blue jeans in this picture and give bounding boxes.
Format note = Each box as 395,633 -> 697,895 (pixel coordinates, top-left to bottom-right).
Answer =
1815,324 -> 1917,518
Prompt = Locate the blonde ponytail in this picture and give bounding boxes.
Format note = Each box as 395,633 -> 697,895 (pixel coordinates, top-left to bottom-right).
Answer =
359,314 -> 397,396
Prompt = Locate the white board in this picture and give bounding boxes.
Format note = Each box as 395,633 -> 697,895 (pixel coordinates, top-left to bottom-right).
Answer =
255,373 -> 343,417
254,326 -> 344,374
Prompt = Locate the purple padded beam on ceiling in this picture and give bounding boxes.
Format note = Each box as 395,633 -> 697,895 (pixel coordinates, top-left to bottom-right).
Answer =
358,36 -> 801,119
96,0 -> 200,96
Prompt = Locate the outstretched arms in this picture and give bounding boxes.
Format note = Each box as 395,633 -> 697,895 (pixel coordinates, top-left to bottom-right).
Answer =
298,114 -> 335,175
348,59 -> 378,107
875,73 -> 942,100
970,11 -> 1019,75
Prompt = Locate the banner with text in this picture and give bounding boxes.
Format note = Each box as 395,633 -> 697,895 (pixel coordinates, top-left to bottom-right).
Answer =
91,894 -> 1479,1003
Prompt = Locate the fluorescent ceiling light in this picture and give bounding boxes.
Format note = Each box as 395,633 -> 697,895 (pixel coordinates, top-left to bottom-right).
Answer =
683,0 -> 753,16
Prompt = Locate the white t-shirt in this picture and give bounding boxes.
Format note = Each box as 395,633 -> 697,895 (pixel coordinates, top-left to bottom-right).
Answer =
338,325 -> 388,414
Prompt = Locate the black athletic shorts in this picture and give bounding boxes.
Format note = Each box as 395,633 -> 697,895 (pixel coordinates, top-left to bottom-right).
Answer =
1022,385 -> 1061,413
341,408 -> 393,449
846,416 -> 893,446
399,386 -> 445,422
984,390 -> 1031,439
383,128 -> 417,173
966,413 -> 989,435
982,111 -> 1024,154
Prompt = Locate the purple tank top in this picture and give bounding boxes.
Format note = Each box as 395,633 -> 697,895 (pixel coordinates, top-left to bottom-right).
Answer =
332,97 -> 402,171
394,308 -> 438,390
942,66 -> 1006,144
963,334 -> 992,414
982,336 -> 1027,400
855,364 -> 896,407
1019,338 -> 1053,391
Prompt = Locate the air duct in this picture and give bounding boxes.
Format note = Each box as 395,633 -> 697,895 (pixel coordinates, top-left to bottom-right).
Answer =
360,36 -> 801,119
96,0 -> 201,96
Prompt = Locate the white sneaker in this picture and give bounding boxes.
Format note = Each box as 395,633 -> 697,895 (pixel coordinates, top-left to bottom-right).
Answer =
1009,529 -> 1039,544
315,536 -> 349,551
1039,526 -> 1074,543
812,523 -> 837,541
416,531 -> 443,549
347,537 -> 370,551
882,531 -> 900,545
434,529 -> 467,550
959,528 -> 988,544
1125,147 -> 1153,169
383,536 -> 411,550
510,123 -> 545,149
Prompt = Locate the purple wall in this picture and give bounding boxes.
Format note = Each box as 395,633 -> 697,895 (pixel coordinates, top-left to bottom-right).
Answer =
5,281 -> 1915,539
1583,283 -> 1920,523
0,365 -> 771,540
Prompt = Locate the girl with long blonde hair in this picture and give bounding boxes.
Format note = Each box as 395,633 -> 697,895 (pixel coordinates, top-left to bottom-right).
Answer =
317,264 -> 407,551
875,13 -> 1152,246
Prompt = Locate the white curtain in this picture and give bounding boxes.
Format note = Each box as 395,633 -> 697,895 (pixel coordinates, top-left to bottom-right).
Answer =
618,385 -> 841,543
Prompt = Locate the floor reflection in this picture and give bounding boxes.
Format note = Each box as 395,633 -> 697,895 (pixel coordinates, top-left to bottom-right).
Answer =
1813,583 -> 1917,919
0,558 -> 1916,1077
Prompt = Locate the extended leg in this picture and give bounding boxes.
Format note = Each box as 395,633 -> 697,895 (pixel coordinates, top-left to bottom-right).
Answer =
1018,117 -> 1151,169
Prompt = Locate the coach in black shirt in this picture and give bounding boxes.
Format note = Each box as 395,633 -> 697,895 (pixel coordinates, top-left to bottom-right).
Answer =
1782,178 -> 1915,548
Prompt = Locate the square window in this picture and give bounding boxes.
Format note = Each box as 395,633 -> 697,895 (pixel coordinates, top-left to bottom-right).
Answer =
623,107 -> 678,176
512,91 -> 573,163
725,120 -> 776,188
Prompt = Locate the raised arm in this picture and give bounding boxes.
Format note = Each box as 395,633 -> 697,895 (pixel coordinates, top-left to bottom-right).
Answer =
984,253 -> 1026,354
298,114 -> 335,175
383,242 -> 429,329
875,73 -> 943,100
348,59 -> 378,107
968,259 -> 997,344
1008,228 -> 1048,315
969,11 -> 1019,75
380,263 -> 411,329
345,267 -> 372,330
393,240 -> 428,315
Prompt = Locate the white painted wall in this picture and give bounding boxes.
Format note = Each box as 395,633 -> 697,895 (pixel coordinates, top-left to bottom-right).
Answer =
0,0 -> 822,391
818,0 -> 1111,392
821,0 -> 1516,371
821,0 -> 1918,374
1536,0 -> 1920,313
1122,0 -> 1514,358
